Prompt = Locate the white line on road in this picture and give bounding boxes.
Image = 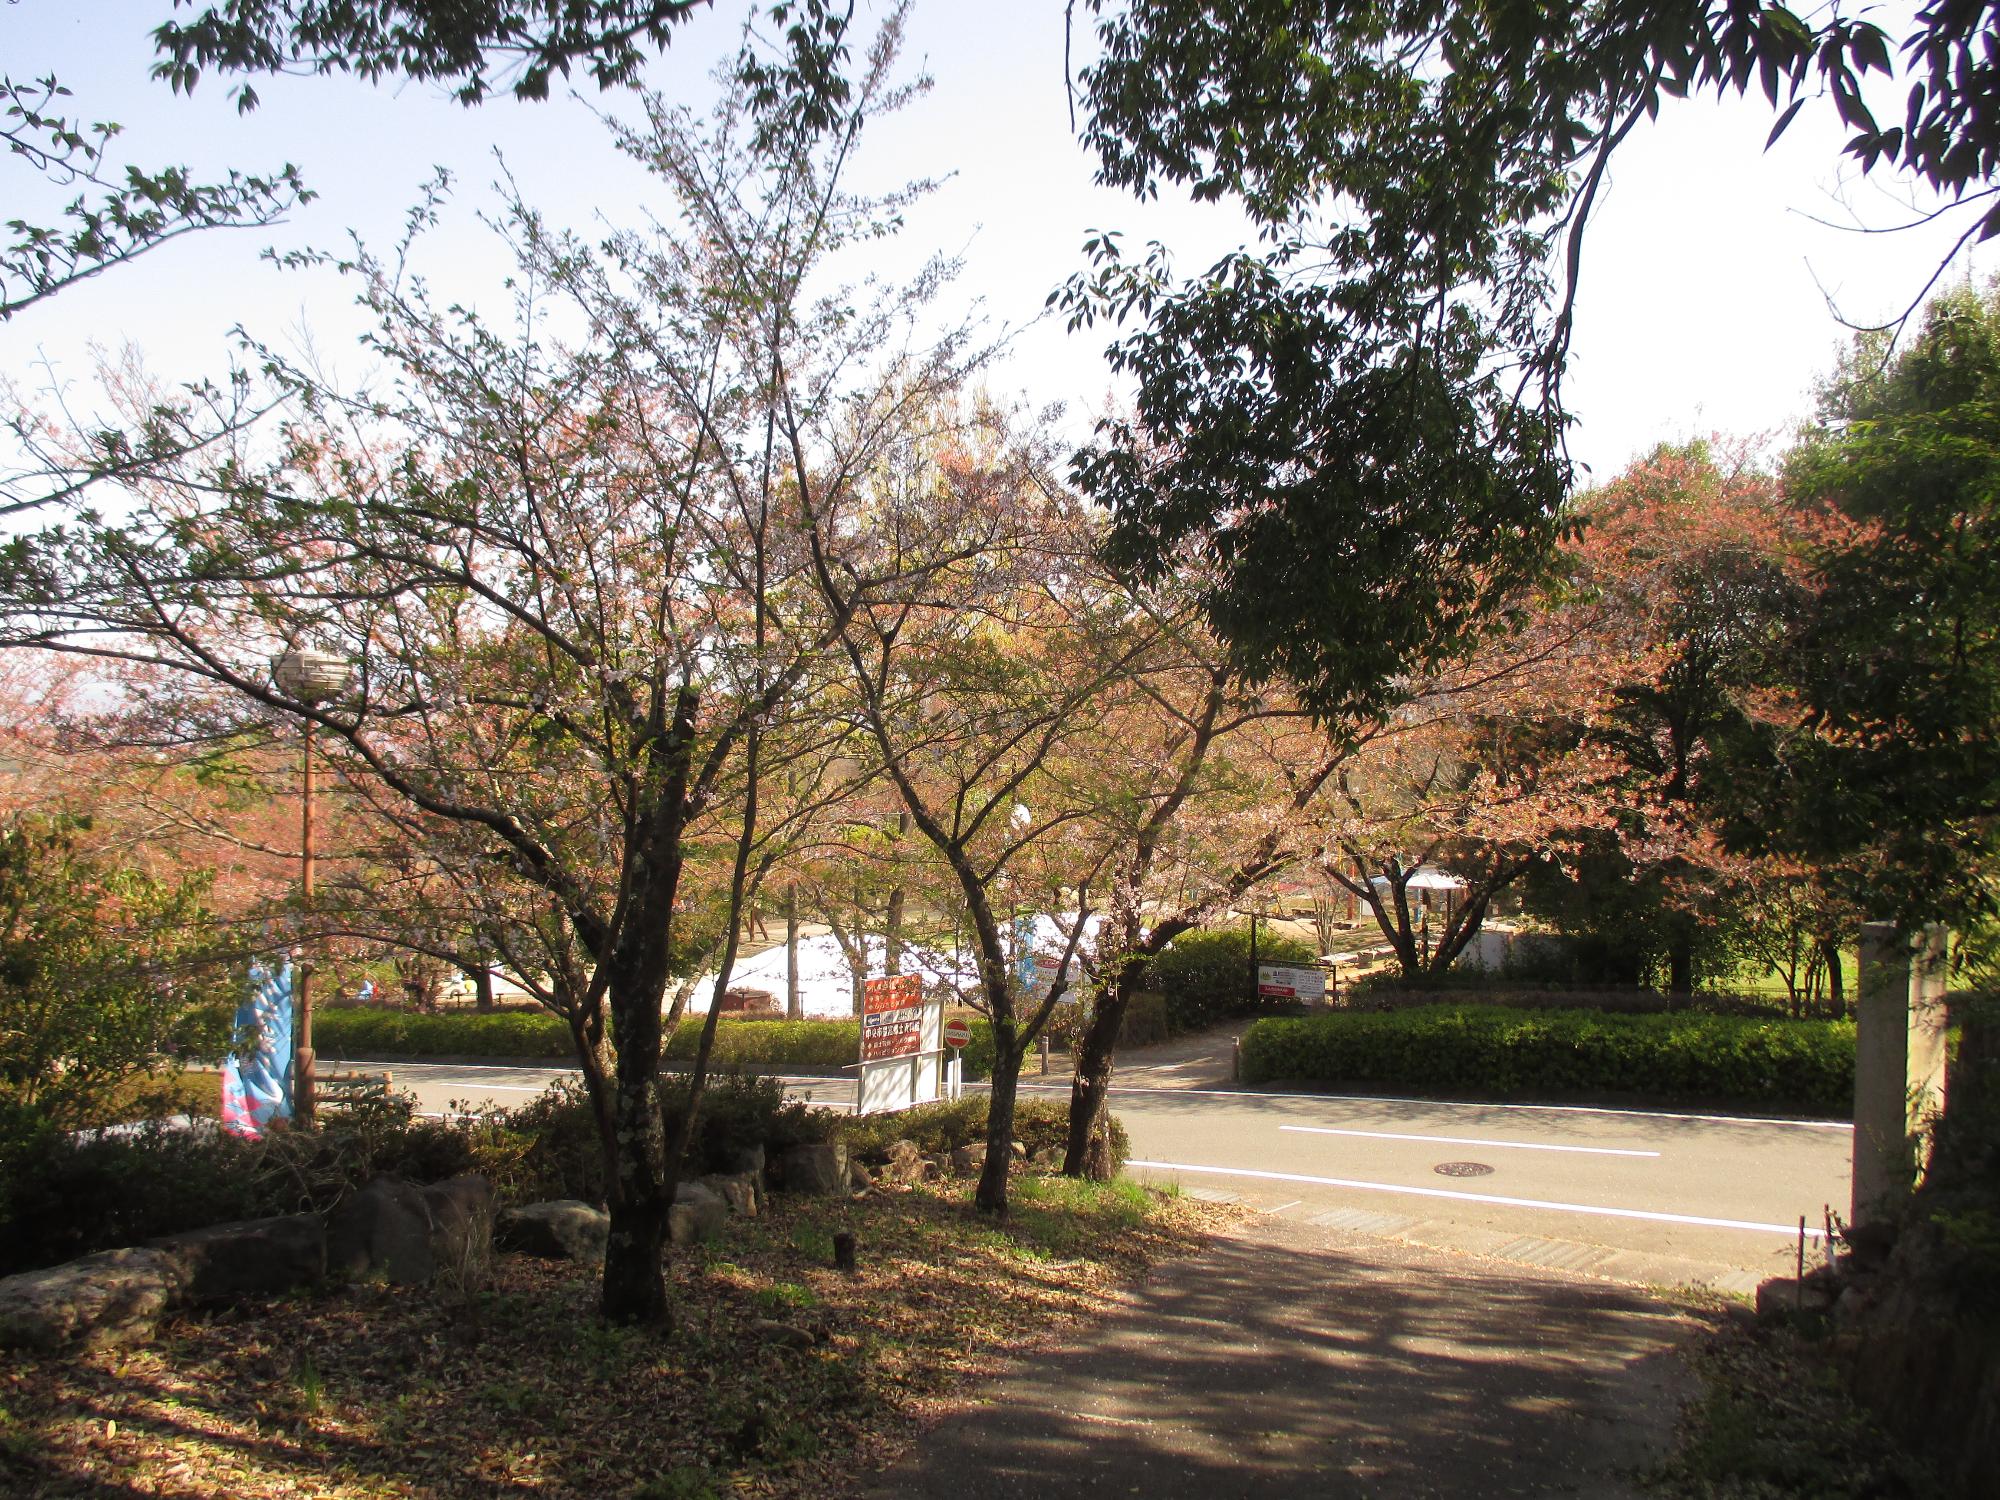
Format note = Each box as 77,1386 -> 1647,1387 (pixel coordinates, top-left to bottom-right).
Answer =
1278,1125 -> 1660,1158
1259,1200 -> 1303,1215
1129,1160 -> 1827,1240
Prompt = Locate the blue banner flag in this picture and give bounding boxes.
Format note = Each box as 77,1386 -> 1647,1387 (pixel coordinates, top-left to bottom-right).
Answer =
220,959 -> 294,1137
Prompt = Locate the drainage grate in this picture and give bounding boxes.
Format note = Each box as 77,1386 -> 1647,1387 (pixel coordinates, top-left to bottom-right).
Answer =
1434,1161 -> 1495,1178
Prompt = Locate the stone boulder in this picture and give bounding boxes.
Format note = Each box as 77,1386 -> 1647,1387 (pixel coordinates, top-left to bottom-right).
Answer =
847,1160 -> 874,1194
152,1214 -> 325,1303
1755,1275 -> 1836,1320
422,1175 -> 495,1283
700,1173 -> 761,1217
950,1143 -> 987,1177
327,1174 -> 494,1286
876,1139 -> 925,1186
0,1248 -> 186,1352
668,1181 -> 728,1246
497,1200 -> 610,1263
327,1177 -> 435,1285
780,1142 -> 850,1196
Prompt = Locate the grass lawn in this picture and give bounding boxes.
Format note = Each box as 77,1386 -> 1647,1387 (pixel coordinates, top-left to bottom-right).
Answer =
0,1174 -> 1229,1499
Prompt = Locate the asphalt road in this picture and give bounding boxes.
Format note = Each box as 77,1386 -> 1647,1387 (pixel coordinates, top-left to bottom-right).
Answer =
330,1056 -> 1849,1291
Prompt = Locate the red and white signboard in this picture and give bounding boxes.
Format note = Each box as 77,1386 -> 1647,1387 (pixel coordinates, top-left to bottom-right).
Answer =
856,974 -> 943,1115
861,974 -> 926,1062
1257,963 -> 1327,1001
942,1016 -> 973,1050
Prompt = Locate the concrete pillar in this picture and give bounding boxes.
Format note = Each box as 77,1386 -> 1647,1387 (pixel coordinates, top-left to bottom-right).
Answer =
1851,922 -> 1950,1229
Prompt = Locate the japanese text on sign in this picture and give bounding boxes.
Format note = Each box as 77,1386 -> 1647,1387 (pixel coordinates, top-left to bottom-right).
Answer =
861,974 -> 926,1062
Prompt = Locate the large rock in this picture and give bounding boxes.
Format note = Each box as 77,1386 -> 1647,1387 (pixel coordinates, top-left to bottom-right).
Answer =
780,1142 -> 850,1196
701,1173 -> 761,1217
0,1248 -> 186,1351
422,1175 -> 495,1284
497,1200 -> 610,1263
152,1214 -> 325,1303
327,1177 -> 436,1284
1755,1275 -> 1836,1320
327,1175 -> 494,1286
950,1143 -> 988,1177
877,1139 -> 925,1186
668,1181 -> 728,1246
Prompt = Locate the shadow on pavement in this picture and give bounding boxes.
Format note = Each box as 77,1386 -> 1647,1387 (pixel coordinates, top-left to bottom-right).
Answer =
858,1216 -> 1699,1500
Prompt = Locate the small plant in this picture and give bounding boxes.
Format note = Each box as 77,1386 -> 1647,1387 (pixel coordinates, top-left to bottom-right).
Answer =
292,1350 -> 323,1416
634,1467 -> 720,1500
787,1225 -> 835,1262
755,1281 -> 818,1312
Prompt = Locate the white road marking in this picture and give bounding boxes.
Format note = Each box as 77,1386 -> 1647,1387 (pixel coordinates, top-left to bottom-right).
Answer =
1259,1200 -> 1303,1215
1279,1125 -> 1660,1158
1128,1160 -> 1827,1240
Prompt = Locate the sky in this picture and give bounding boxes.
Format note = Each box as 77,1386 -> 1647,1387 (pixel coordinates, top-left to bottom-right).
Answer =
3,0 -> 1988,486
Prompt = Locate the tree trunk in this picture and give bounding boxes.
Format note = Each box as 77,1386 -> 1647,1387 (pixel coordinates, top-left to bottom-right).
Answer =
1822,938 -> 1845,1019
474,966 -> 495,1013
1667,933 -> 1694,997
978,1029 -> 1023,1212
886,886 -> 905,976
785,882 -> 801,1020
601,978 -> 671,1325
601,1193 -> 669,1325
1063,976 -> 1128,1180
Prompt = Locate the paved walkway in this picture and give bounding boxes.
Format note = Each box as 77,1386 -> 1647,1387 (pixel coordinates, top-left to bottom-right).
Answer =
1107,1019 -> 1256,1090
859,1215 -> 1700,1498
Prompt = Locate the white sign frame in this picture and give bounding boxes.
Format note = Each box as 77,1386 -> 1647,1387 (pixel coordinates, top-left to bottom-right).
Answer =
1257,963 -> 1327,1002
856,975 -> 944,1115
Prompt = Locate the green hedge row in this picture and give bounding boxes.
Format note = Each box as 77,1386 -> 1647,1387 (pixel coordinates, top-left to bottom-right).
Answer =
1239,1004 -> 1855,1114
313,1008 -> 995,1079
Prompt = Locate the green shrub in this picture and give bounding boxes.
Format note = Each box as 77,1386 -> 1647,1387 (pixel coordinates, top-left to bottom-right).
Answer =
314,1009 -> 996,1078
0,1094 -> 515,1275
313,1007 -> 574,1059
0,1070 -> 849,1274
1146,926 -> 1316,1034
1238,1004 -> 1854,1113
838,1095 -> 1128,1172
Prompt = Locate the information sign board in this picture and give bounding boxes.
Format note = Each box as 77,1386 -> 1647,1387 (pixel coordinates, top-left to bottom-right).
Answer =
861,973 -> 926,1062
856,974 -> 943,1116
1257,964 -> 1327,1001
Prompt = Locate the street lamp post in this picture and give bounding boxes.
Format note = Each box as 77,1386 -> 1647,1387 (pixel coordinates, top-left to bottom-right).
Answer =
272,648 -> 350,1127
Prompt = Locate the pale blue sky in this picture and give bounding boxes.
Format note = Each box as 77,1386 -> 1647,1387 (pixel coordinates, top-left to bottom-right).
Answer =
3,0 -> 1986,482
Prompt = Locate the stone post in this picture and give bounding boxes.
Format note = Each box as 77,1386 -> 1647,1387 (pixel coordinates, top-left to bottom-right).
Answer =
1851,922 -> 1951,1229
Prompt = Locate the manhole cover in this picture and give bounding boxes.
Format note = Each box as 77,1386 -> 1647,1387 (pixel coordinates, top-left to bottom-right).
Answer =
1434,1161 -> 1495,1178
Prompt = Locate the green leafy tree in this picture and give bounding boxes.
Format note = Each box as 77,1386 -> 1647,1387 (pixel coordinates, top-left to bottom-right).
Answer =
0,10 -> 942,1324
1778,282 -> 2000,924
5,2 -> 853,320
2,73 -> 309,323
0,818 -> 235,1134
1060,1 -> 2000,713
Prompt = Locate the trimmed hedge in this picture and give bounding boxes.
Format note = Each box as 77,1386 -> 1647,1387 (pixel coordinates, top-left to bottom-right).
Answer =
839,1095 -> 1128,1172
1239,1004 -> 1854,1114
314,1008 -> 996,1079
1147,925 -> 1317,1034
315,1007 -> 571,1058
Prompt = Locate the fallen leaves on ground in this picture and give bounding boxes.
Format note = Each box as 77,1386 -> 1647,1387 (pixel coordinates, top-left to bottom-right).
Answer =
1,1175 -> 1234,1499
